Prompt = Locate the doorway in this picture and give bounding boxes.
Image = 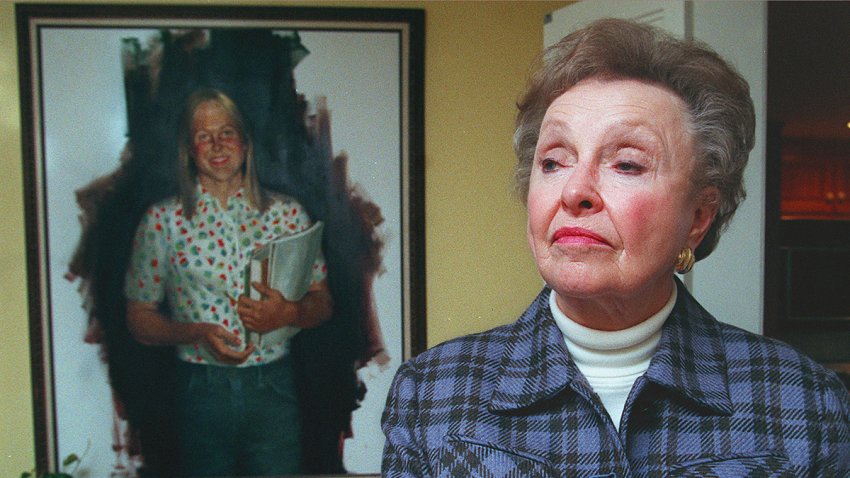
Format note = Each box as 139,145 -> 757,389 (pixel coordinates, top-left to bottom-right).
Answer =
765,2 -> 850,387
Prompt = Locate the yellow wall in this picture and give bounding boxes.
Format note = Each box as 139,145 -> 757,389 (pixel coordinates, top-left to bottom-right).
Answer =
0,0 -> 568,473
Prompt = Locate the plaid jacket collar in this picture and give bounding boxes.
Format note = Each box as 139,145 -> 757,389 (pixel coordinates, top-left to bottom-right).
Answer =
489,278 -> 734,416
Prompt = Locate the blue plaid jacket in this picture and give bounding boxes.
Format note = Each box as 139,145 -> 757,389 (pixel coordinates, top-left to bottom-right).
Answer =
382,280 -> 850,477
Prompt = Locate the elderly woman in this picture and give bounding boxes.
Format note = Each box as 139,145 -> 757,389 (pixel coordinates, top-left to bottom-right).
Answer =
125,88 -> 332,476
382,19 -> 850,476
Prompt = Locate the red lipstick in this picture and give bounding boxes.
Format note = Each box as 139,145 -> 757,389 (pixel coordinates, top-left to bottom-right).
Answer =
552,227 -> 609,246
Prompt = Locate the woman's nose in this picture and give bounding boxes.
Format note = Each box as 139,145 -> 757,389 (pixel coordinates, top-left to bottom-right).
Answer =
211,135 -> 224,150
560,164 -> 601,214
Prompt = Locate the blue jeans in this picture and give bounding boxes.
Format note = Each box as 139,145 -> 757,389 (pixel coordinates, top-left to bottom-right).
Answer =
175,357 -> 301,477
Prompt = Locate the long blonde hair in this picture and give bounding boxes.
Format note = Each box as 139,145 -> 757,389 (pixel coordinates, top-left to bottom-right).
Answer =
176,88 -> 268,218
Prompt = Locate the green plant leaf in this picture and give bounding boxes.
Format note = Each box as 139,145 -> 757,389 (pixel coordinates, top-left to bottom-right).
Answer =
61,453 -> 80,468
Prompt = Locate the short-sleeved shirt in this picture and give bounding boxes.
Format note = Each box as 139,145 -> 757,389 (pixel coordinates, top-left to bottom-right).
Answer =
125,186 -> 327,366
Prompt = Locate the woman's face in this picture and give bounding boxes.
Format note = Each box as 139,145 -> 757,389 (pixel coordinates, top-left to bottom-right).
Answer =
190,100 -> 246,194
526,78 -> 717,328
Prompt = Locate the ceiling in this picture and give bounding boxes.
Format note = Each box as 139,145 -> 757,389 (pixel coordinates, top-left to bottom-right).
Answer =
768,2 -> 850,140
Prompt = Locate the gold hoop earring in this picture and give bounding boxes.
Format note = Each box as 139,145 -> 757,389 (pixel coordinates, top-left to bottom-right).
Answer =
675,247 -> 695,274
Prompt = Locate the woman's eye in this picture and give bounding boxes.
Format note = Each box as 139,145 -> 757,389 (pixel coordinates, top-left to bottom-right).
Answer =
612,146 -> 649,174
540,158 -> 559,172
194,132 -> 210,144
220,128 -> 237,139
614,161 -> 643,173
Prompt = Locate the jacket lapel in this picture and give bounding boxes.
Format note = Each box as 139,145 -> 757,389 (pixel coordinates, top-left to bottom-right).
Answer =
487,280 -> 734,416
644,278 -> 734,415
488,288 -> 576,412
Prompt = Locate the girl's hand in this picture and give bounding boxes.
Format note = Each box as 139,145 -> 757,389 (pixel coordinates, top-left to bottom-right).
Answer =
238,282 -> 297,333
197,322 -> 255,364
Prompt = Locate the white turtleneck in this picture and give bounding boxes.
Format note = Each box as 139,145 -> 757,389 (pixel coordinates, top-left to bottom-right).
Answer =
549,286 -> 676,431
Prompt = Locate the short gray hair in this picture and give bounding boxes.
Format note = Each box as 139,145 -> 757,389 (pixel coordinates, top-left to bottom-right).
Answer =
513,18 -> 755,260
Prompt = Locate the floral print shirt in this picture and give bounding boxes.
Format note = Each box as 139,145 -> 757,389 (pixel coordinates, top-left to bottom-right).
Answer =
125,186 -> 327,366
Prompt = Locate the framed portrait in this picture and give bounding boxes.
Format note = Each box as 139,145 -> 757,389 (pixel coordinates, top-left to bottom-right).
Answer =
17,3 -> 424,476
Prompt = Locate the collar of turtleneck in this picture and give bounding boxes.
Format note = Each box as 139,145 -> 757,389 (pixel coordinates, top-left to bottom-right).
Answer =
549,286 -> 676,376
548,285 -> 676,430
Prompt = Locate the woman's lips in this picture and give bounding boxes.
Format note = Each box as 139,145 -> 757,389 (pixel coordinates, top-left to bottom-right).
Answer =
552,227 -> 610,246
209,155 -> 230,166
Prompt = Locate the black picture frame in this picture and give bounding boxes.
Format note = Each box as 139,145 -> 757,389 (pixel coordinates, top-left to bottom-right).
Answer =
17,3 -> 425,475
